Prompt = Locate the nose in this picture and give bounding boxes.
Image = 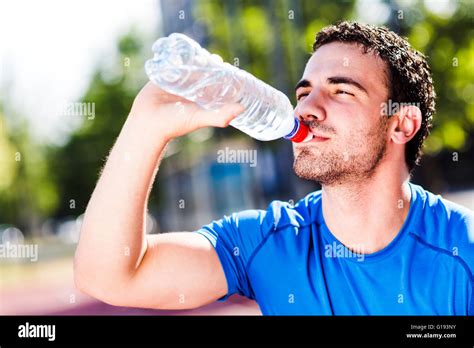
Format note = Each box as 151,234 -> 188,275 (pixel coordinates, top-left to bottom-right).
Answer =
295,90 -> 326,123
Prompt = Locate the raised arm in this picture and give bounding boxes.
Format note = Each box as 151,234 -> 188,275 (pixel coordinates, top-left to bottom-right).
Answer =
74,83 -> 243,309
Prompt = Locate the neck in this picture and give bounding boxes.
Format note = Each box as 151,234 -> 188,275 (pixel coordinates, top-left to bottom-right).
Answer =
321,164 -> 411,254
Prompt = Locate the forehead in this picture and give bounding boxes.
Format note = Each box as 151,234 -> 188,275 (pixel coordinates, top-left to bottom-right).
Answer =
303,42 -> 388,90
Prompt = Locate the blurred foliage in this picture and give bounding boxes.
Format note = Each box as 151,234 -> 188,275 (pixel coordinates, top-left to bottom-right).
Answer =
0,110 -> 59,232
402,1 -> 474,155
48,32 -> 149,217
0,0 -> 473,232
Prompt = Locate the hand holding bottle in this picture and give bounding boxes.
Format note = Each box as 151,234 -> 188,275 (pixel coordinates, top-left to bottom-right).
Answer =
129,82 -> 244,140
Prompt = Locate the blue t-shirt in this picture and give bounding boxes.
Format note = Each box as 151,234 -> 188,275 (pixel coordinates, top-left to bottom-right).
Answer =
196,183 -> 474,315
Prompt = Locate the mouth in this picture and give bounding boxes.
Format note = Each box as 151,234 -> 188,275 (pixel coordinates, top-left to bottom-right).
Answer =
310,136 -> 330,143
308,130 -> 331,143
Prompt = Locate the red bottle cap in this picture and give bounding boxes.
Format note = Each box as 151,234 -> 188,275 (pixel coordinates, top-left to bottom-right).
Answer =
290,121 -> 310,143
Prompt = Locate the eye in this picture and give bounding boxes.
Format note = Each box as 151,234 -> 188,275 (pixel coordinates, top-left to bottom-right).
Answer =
336,90 -> 354,96
297,93 -> 309,101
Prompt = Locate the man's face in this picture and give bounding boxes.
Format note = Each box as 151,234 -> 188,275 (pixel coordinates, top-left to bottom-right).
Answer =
293,42 -> 391,185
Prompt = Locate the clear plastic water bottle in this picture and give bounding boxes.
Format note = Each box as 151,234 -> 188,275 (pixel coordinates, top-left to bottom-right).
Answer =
145,33 -> 312,142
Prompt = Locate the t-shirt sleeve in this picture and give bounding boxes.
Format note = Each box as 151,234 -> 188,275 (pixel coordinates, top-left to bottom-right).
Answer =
195,209 -> 268,301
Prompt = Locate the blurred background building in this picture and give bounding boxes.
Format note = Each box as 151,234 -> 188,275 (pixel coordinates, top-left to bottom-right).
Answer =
0,0 -> 473,315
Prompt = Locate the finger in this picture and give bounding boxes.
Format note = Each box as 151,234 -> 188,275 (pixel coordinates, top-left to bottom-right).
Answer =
198,103 -> 245,128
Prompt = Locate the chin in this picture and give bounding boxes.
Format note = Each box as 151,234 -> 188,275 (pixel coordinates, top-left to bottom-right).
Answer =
293,160 -> 322,182
293,154 -> 346,185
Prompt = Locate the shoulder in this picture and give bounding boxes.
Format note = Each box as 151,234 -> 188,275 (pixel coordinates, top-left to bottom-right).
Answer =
226,189 -> 323,246
198,190 -> 322,267
409,183 -> 474,274
412,183 -> 473,234
265,189 -> 323,233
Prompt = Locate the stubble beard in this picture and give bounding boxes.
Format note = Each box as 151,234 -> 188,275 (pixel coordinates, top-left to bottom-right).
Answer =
293,118 -> 388,186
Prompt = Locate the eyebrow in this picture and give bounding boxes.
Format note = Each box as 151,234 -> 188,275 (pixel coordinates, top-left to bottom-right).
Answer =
295,76 -> 369,95
295,79 -> 311,92
327,76 -> 368,94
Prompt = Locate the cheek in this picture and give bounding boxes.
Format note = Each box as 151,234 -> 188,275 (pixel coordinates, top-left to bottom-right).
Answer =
329,111 -> 362,138
328,100 -> 385,145
327,102 -> 360,128
334,118 -> 371,148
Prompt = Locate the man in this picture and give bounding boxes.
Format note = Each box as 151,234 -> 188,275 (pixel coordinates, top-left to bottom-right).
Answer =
74,21 -> 473,315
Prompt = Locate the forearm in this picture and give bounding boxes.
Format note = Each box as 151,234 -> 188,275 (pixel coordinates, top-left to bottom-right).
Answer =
75,114 -> 170,288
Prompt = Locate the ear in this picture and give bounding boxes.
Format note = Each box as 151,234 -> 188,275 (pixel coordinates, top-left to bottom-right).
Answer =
390,105 -> 422,144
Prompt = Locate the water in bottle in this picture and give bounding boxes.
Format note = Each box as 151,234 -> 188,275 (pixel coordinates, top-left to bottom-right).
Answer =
145,33 -> 312,142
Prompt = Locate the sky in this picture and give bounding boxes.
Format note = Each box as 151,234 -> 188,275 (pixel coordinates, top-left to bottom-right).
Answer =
0,0 -> 160,145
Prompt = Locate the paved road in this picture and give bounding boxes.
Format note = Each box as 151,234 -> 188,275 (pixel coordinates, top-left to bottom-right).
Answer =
1,279 -> 261,315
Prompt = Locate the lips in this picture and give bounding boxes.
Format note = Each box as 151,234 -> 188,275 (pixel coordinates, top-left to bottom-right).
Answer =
308,130 -> 331,142
310,135 -> 330,142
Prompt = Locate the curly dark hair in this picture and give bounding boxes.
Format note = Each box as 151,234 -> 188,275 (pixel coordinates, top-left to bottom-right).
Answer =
313,21 -> 436,173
